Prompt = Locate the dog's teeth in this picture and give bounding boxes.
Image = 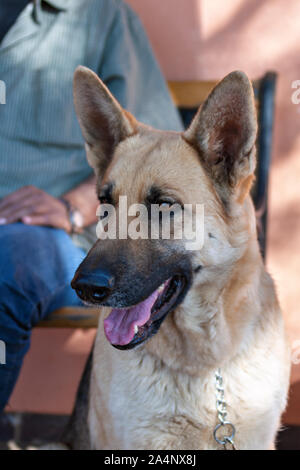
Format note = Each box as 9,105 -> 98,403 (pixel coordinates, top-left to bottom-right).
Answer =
134,325 -> 139,334
158,284 -> 164,293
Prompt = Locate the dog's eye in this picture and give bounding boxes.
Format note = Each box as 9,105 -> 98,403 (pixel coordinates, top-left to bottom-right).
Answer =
157,199 -> 176,209
159,201 -> 173,209
98,196 -> 111,205
98,195 -> 113,221
98,182 -> 114,206
98,209 -> 109,221
156,200 -> 183,222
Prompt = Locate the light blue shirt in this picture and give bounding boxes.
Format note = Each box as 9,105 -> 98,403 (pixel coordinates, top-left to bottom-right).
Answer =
0,0 -> 183,201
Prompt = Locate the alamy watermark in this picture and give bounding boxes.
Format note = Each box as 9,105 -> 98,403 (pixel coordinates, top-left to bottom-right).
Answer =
96,196 -> 205,251
291,80 -> 300,105
0,340 -> 6,365
0,80 -> 6,104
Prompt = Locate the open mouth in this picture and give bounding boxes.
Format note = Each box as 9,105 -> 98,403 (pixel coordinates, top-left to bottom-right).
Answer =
104,275 -> 187,350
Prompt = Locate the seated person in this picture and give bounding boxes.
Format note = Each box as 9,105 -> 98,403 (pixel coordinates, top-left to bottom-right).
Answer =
0,0 -> 183,412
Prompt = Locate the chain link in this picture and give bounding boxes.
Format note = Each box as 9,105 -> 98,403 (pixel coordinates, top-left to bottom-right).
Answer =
213,368 -> 237,450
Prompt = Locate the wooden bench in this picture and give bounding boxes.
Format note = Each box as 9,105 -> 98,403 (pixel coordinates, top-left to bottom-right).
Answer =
38,73 -> 277,329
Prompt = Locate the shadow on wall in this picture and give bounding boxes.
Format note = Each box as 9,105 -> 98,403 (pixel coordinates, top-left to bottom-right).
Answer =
128,0 -> 300,161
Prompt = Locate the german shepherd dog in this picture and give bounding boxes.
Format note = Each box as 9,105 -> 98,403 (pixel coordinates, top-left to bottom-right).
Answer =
64,67 -> 290,450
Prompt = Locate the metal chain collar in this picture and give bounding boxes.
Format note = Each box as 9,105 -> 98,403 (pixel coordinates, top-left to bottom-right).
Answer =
213,368 -> 237,450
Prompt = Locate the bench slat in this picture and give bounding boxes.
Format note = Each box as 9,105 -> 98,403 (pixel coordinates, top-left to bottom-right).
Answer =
37,307 -> 99,329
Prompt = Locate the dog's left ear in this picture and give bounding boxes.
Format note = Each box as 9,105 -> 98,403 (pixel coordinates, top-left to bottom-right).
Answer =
184,71 -> 257,204
73,66 -> 137,177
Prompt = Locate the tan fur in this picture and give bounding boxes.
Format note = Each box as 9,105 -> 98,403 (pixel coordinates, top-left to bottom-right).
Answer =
73,67 -> 290,450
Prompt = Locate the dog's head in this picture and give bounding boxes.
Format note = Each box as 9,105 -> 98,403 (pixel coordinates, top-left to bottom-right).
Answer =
71,67 -> 258,354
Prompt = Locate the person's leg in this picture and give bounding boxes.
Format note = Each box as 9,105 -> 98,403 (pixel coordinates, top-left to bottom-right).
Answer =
0,223 -> 86,412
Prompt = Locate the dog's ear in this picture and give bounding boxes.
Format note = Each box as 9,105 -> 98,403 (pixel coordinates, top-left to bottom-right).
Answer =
184,71 -> 257,204
73,66 -> 137,176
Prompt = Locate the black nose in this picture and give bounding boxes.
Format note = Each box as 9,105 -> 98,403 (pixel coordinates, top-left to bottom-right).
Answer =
71,270 -> 115,304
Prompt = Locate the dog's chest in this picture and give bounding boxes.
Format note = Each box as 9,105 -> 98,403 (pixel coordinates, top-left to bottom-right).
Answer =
89,346 -> 287,450
102,362 -> 216,448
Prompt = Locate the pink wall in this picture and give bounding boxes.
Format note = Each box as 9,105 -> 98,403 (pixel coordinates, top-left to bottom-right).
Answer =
8,0 -> 300,421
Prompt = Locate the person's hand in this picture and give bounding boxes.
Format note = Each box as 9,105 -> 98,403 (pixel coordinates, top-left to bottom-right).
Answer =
0,185 -> 72,232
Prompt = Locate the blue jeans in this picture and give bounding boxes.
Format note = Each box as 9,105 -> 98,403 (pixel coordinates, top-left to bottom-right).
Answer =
0,223 -> 86,412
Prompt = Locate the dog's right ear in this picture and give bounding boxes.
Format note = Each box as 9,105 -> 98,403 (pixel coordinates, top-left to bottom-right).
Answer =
73,66 -> 137,176
184,71 -> 257,205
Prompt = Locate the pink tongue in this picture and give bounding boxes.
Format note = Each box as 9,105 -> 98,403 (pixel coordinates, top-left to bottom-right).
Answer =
104,289 -> 161,346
